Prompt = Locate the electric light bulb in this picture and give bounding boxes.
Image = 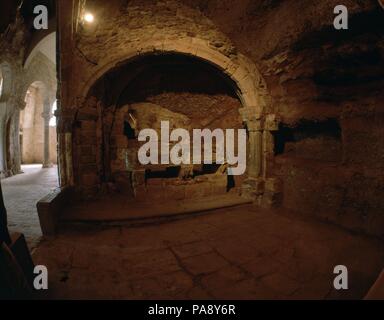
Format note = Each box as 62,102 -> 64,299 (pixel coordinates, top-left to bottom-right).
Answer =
83,13 -> 94,23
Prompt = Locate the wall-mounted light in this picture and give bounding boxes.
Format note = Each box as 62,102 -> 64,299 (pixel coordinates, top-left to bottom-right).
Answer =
83,12 -> 94,23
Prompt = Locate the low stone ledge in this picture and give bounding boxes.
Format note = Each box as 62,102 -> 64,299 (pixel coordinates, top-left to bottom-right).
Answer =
36,187 -> 74,236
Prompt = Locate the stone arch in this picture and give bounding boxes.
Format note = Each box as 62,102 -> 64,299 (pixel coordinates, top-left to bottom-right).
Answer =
21,52 -> 57,110
68,40 -> 276,199
24,31 -> 56,69
79,39 -> 269,115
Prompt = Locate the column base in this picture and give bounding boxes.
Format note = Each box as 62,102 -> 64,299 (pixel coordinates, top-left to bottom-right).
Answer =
0,170 -> 13,179
241,177 -> 265,202
241,177 -> 283,208
42,163 -> 54,169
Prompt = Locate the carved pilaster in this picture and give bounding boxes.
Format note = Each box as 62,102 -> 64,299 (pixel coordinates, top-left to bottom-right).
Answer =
240,106 -> 263,179
240,107 -> 282,205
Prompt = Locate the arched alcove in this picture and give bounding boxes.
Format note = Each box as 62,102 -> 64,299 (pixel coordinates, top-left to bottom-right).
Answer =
78,39 -> 268,111
75,52 -> 252,200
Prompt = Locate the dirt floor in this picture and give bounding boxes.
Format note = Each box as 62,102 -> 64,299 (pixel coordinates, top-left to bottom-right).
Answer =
32,205 -> 384,300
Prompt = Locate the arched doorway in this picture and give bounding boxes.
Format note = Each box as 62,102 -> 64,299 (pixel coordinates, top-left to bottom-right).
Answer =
20,82 -> 44,165
19,81 -> 57,167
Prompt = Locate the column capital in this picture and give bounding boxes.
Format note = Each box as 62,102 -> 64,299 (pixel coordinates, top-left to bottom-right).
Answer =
247,119 -> 263,132
239,106 -> 263,123
240,106 -> 266,132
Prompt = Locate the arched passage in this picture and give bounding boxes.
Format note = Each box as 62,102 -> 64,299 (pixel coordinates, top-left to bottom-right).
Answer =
19,81 -> 57,166
0,31 -> 59,247
18,31 -> 58,169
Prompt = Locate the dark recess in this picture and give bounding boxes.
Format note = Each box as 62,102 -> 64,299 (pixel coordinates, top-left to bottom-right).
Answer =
274,118 -> 341,155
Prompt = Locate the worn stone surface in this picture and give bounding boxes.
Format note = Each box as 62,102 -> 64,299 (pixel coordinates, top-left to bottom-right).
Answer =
32,205 -> 384,300
1,1 -> 384,300
54,0 -> 384,235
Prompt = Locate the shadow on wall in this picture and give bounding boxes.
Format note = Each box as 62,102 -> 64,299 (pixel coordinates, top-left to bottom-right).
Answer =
274,118 -> 342,162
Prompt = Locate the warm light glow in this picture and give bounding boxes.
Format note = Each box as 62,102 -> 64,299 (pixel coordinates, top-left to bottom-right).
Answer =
83,13 -> 94,23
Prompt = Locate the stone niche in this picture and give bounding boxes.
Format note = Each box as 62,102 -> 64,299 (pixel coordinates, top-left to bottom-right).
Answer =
76,54 -> 247,202
110,102 -> 232,202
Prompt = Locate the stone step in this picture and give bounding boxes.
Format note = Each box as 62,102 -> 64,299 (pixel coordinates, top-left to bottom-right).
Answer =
60,194 -> 252,224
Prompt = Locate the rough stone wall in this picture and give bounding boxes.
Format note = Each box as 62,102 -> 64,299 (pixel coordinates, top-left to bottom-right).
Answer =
182,0 -> 384,235
66,0 -> 234,101
57,0 -> 270,195
59,0 -> 268,110
59,0 -> 384,235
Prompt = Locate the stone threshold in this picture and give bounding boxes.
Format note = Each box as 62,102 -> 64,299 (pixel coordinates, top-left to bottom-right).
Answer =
60,194 -> 252,223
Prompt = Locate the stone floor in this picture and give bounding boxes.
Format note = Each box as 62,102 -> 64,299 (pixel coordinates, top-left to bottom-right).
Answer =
2,165 -> 383,299
2,164 -> 59,249
32,204 -> 384,300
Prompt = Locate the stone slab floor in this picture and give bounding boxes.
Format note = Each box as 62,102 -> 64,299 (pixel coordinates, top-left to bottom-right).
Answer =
2,164 -> 59,249
32,205 -> 384,300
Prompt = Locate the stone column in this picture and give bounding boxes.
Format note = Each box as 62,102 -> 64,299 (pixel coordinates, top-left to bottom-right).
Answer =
239,106 -> 263,178
263,114 -> 279,178
261,114 -> 283,208
10,109 -> 22,174
247,120 -> 263,178
239,106 -> 264,200
42,101 -> 53,168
